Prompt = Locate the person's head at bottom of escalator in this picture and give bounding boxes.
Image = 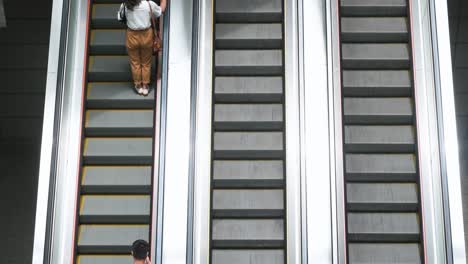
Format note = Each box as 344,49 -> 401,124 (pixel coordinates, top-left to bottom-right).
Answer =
131,239 -> 150,263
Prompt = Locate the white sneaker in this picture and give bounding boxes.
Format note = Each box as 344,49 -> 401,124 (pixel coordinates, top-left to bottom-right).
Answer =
142,86 -> 149,96
138,87 -> 145,95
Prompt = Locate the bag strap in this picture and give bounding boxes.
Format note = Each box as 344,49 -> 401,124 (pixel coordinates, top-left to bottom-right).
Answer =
147,1 -> 158,37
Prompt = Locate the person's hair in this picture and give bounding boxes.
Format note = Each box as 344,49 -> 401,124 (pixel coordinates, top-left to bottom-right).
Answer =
131,239 -> 149,260
124,0 -> 142,10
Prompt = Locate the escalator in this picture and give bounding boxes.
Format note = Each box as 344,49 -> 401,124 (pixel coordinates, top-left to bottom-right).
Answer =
210,0 -> 286,263
74,1 -> 158,263
339,0 -> 424,262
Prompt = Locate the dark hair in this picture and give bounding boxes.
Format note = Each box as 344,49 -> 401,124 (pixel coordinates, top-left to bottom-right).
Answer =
131,239 -> 149,260
124,0 -> 142,10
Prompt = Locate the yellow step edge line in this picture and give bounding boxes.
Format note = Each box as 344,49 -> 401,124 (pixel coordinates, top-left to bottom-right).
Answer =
85,111 -> 90,127
90,30 -> 96,45
81,167 -> 87,185
88,56 -> 94,71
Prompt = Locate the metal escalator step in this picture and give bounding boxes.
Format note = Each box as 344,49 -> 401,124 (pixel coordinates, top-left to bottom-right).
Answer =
212,250 -> 284,264
78,225 -> 149,254
212,209 -> 284,219
214,132 -> 284,159
85,110 -> 154,136
84,138 -> 153,165
344,125 -> 415,153
348,243 -> 422,264
343,98 -> 413,124
213,190 -> 283,210
90,30 -> 126,55
216,0 -> 282,23
342,70 -> 411,97
340,0 -> 407,17
213,160 -> 284,180
213,179 -> 284,189
88,56 -> 156,82
92,4 -> 124,29
215,77 -> 283,103
87,83 -> 155,109
80,195 -> 150,224
212,219 -> 284,240
341,17 -> 408,42
346,154 -> 416,175
342,44 -> 410,69
347,183 -> 419,212
216,24 -> 282,49
214,104 -> 283,131
347,213 -> 420,242
81,166 -> 151,194
215,50 -> 283,76
78,255 -> 132,264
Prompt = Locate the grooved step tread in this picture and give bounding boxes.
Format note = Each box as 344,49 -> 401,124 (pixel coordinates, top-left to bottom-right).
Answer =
85,110 -> 154,136
78,225 -> 149,254
340,0 -> 407,17
216,0 -> 282,23
87,82 -> 155,109
216,24 -> 282,49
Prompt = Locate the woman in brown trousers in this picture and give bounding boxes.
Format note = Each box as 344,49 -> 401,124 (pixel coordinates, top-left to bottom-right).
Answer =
118,0 -> 167,96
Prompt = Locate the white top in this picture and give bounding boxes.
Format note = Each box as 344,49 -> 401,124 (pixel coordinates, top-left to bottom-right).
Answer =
117,1 -> 162,30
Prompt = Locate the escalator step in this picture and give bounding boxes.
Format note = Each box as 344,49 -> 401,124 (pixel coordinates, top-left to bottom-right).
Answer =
344,125 -> 415,153
346,153 -> 417,176
342,44 -> 410,69
348,243 -> 421,264
214,132 -> 284,159
81,166 -> 152,194
214,104 -> 283,131
78,225 -> 149,254
212,219 -> 284,240
341,17 -> 408,43
215,23 -> 282,49
85,110 -> 154,136
216,0 -> 282,23
340,0 -> 407,17
342,70 -> 411,97
212,190 -> 284,210
215,50 -> 283,76
343,98 -> 414,124
213,160 -> 284,180
87,82 -> 155,109
90,30 -> 126,55
215,76 -> 283,103
83,137 -> 153,165
92,4 -> 124,29
346,183 -> 419,212
212,250 -> 284,264
80,195 -> 150,224
347,212 -> 420,242
88,56 -> 156,82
